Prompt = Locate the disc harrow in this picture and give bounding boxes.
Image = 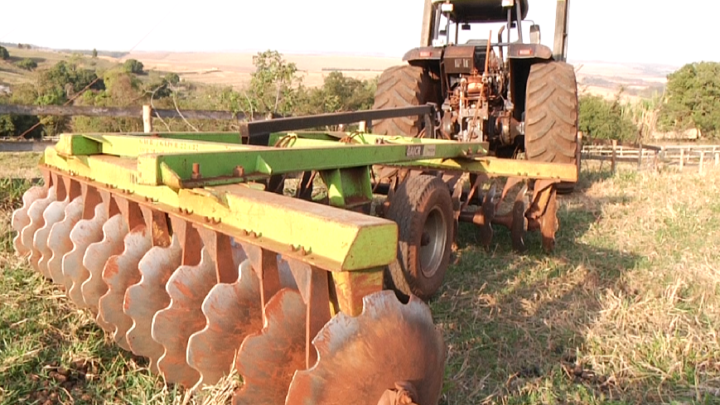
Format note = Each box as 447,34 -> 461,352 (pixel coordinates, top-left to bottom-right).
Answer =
11,118 -> 576,404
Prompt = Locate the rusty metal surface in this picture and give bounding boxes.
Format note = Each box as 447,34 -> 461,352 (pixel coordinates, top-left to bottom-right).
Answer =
98,225 -> 152,351
23,186 -> 56,271
12,186 -> 46,256
81,214 -> 128,312
124,234 -> 183,373
34,198 -> 69,279
234,288 -> 307,405
286,259 -> 332,368
331,270 -> 384,317
241,244 -> 282,324
62,203 -> 107,307
509,184 -> 529,252
47,197 -> 83,284
186,259 -> 263,389
152,247 -> 217,387
459,183 -> 498,250
378,382 -> 422,405
538,188 -> 559,253
285,291 -> 446,405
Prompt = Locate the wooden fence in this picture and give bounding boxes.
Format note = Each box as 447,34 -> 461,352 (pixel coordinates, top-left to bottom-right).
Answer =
581,139 -> 720,174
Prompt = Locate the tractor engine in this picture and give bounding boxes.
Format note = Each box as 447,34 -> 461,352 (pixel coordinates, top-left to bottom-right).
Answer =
440,44 -> 522,149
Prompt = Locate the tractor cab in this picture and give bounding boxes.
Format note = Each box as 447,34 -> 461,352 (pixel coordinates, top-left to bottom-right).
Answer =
422,0 -> 534,49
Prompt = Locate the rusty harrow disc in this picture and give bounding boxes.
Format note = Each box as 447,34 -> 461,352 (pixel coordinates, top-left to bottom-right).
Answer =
12,173 -> 447,404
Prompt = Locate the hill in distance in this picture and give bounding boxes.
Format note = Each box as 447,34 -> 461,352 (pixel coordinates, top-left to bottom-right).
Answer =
0,42 -> 676,102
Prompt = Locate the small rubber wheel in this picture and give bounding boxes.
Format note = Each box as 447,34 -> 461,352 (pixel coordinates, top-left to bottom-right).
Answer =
384,175 -> 454,302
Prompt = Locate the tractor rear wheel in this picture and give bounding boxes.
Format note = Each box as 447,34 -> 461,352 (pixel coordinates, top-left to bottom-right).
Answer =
384,175 -> 454,302
372,65 -> 437,137
524,61 -> 580,193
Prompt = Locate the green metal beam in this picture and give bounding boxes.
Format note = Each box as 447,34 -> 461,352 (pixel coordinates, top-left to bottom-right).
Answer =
137,142 -> 486,187
55,132 -> 489,157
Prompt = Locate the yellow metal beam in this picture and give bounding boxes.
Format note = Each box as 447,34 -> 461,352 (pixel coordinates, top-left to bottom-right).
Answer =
42,147 -> 398,273
393,157 -> 579,182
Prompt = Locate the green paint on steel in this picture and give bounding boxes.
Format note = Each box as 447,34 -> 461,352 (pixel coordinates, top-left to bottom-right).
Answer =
321,167 -> 373,209
138,142 -> 486,186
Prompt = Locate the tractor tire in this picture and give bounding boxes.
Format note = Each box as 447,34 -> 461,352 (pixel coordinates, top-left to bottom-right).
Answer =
372,65 -> 437,137
384,175 -> 454,302
524,61 -> 580,194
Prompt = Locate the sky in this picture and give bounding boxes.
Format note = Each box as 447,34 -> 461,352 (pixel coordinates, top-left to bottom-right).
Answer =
1,0 -> 719,66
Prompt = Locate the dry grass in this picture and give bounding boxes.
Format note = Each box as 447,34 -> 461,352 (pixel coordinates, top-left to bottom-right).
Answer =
1,154 -> 718,404
0,152 -> 42,179
434,163 -> 720,404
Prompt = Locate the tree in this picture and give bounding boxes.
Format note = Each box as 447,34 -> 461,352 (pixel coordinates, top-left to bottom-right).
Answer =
92,48 -> 98,58
72,69 -> 144,133
122,59 -> 144,74
578,93 -> 637,142
164,72 -> 180,85
0,83 -> 42,138
248,50 -> 302,115
297,72 -> 377,115
658,62 -> 720,139
17,58 -> 37,71
0,46 -> 9,60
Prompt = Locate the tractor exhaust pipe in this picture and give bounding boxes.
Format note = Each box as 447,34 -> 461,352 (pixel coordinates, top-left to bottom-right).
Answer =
553,0 -> 570,61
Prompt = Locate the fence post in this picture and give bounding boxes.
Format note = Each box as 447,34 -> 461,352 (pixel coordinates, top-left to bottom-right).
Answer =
577,132 -> 583,171
358,121 -> 367,133
679,148 -> 684,172
699,151 -> 705,175
143,105 -> 153,133
611,140 -> 617,173
653,149 -> 659,172
365,120 -> 373,133
637,143 -> 643,170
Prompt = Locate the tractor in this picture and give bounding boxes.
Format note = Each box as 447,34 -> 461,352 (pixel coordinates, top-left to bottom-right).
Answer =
372,0 -> 579,191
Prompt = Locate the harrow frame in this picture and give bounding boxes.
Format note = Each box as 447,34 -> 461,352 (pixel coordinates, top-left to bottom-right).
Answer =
12,106 -> 577,404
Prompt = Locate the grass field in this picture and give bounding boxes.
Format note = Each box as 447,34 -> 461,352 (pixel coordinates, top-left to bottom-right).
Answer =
1,156 -> 718,404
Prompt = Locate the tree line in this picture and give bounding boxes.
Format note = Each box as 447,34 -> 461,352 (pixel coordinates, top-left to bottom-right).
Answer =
0,49 -> 376,138
579,62 -> 720,142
